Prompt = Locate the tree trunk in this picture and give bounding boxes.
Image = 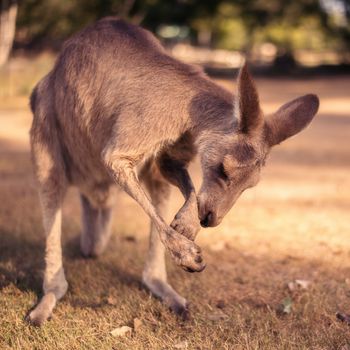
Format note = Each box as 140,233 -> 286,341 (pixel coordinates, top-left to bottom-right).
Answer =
0,0 -> 18,66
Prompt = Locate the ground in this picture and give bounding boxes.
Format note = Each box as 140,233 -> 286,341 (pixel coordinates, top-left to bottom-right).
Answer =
0,58 -> 350,349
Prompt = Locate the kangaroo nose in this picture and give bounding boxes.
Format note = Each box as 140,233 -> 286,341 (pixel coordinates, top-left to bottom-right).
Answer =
200,211 -> 213,227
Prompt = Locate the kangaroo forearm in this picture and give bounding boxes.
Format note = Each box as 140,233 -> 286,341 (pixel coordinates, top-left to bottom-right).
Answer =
158,156 -> 196,200
157,154 -> 201,240
167,169 -> 195,200
104,155 -> 205,272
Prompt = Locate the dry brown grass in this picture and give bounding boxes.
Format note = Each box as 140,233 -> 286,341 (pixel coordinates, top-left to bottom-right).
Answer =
0,58 -> 350,349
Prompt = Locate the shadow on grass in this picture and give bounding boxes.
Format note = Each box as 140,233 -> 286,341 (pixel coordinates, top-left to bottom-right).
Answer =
0,137 -> 349,326
0,226 -> 144,300
0,143 -> 141,316
0,228 -> 43,294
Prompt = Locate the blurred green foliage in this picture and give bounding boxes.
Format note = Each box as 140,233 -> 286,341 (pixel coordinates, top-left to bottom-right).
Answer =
15,0 -> 350,54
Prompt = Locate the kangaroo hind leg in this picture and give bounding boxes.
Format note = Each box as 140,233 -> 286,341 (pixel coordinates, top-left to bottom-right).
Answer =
80,186 -> 114,258
28,97 -> 68,326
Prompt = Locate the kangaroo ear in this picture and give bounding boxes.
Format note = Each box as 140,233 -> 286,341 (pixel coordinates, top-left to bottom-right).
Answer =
235,62 -> 262,134
266,94 -> 319,146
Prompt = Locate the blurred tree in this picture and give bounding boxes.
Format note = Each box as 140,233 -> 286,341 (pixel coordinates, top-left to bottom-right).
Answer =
0,0 -> 17,65
12,0 -> 350,62
16,0 -> 138,49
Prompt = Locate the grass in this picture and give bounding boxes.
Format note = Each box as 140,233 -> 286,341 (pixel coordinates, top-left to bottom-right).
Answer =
1,56 -> 350,349
0,53 -> 55,99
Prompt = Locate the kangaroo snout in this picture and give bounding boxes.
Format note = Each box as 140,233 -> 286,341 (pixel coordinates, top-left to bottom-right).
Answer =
199,211 -> 213,227
200,212 -> 222,227
199,206 -> 221,227
198,191 -> 226,227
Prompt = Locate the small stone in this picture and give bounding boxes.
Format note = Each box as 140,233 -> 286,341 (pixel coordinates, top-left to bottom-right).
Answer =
174,340 -> 188,349
110,326 -> 132,337
287,279 -> 310,291
207,310 -> 229,321
295,279 -> 310,289
216,299 -> 226,309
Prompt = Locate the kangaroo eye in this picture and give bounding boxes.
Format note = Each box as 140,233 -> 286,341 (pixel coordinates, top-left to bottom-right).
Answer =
217,163 -> 229,181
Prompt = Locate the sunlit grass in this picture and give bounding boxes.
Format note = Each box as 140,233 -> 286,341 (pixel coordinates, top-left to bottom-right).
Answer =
0,59 -> 350,349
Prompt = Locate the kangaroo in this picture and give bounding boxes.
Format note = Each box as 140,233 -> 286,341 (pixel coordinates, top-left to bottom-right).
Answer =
28,17 -> 319,325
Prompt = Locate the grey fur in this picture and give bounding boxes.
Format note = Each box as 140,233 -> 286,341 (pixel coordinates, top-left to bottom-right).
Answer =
28,17 -> 319,325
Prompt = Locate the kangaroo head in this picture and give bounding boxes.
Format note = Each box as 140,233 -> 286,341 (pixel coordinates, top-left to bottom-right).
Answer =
198,63 -> 319,227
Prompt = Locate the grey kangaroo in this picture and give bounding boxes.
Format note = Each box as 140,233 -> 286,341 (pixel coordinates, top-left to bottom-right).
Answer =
28,17 -> 319,325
